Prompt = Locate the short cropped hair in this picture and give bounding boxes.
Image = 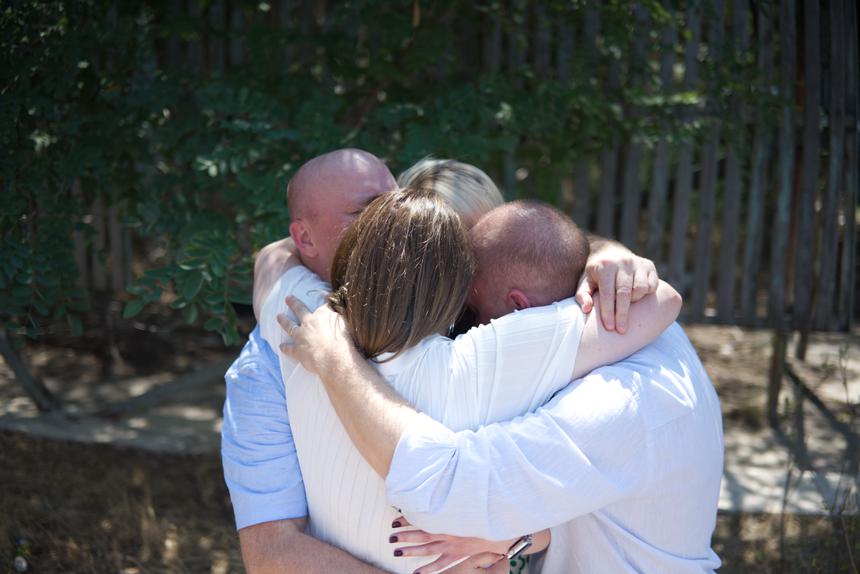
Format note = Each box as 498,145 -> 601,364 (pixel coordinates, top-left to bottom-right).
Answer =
470,201 -> 590,306
397,158 -> 504,227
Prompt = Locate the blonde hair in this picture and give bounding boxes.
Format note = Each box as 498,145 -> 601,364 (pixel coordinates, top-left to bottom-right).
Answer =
397,158 -> 504,227
329,187 -> 475,360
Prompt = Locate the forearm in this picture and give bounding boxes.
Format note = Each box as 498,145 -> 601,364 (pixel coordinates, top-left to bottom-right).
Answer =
316,342 -> 420,478
240,519 -> 388,574
586,233 -> 626,254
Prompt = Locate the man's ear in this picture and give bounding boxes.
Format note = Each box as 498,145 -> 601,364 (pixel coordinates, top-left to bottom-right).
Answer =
507,289 -> 532,311
289,220 -> 318,259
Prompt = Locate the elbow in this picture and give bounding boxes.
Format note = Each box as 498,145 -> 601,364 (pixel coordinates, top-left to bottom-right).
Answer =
658,280 -> 683,324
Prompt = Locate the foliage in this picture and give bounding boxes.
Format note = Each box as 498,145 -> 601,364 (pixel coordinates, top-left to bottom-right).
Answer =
1,0 -> 771,346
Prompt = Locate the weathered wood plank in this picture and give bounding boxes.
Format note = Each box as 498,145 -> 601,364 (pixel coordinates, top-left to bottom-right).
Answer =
793,0 -> 821,353
619,3 -> 649,249
209,0 -> 226,71
483,7 -> 502,73
108,204 -> 125,293
815,0 -> 846,329
91,197 -> 107,291
838,0 -> 858,329
72,181 -> 88,290
689,0 -> 724,321
555,10 -> 574,84
740,8 -> 773,322
534,2 -> 551,77
715,0 -> 749,322
646,23 -> 677,263
669,6 -> 702,291
229,3 -> 245,67
597,56 -> 622,237
570,7 -> 597,228
769,0 -> 797,327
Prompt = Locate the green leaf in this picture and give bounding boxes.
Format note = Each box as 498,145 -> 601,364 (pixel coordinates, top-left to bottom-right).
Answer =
182,303 -> 198,324
123,299 -> 145,318
181,271 -> 204,300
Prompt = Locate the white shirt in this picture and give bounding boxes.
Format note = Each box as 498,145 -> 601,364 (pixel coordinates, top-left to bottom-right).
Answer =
260,266 -> 586,573
386,323 -> 724,573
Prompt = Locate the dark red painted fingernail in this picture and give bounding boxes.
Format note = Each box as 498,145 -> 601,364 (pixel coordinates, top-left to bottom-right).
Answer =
394,549 -> 403,557
389,535 -> 398,543
392,520 -> 402,528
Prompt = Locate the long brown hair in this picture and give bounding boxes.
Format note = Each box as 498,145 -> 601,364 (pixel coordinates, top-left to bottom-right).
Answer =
329,188 -> 475,360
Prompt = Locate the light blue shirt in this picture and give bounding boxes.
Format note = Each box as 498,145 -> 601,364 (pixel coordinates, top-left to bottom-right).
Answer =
221,326 -> 307,530
385,324 -> 723,573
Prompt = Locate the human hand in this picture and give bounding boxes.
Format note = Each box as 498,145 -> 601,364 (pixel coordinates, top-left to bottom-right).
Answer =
277,295 -> 356,377
389,516 -> 511,574
575,246 -> 659,333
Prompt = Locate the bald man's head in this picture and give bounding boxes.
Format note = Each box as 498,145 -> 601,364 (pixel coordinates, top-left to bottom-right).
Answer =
467,201 -> 590,324
287,148 -> 396,281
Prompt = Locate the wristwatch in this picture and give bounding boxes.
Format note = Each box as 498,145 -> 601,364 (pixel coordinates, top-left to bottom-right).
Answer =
505,533 -> 534,560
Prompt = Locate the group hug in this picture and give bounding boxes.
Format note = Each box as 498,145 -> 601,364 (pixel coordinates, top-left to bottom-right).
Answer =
221,149 -> 724,573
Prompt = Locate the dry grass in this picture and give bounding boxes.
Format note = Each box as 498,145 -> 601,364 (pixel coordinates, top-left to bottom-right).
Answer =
2,430 -> 859,573
0,431 -> 242,573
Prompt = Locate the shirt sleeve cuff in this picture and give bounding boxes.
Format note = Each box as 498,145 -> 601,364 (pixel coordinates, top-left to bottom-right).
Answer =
230,485 -> 309,531
385,412 -> 459,516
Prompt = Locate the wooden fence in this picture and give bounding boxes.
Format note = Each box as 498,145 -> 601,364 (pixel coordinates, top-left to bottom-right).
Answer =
83,0 -> 858,335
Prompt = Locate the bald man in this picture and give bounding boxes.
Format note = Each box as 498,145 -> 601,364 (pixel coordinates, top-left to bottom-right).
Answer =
225,149 -> 397,574
223,150 -> 665,574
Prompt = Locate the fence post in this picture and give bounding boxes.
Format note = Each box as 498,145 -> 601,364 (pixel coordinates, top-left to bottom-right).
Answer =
668,5 -> 701,291
815,0 -> 846,329
645,21 -> 677,264
838,0 -> 858,331
619,3 -> 649,250
740,8 -> 773,324
715,0 -> 749,322
794,0 -> 822,358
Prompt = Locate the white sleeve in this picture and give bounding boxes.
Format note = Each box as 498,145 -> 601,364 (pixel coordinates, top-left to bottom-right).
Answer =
259,265 -> 330,355
449,297 -> 585,424
385,374 -> 646,540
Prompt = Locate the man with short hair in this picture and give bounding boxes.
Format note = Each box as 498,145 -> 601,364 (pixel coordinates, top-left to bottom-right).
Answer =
222,150 -> 665,573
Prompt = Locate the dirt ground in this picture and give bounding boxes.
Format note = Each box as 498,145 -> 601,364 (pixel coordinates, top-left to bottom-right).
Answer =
1,430 -> 858,574
1,314 -> 859,573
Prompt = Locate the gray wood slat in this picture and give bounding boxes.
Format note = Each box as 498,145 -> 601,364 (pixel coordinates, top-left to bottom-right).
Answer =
668,6 -> 702,292
646,23 -> 677,263
715,0 -> 750,321
769,0 -> 797,327
740,8 -> 773,322
689,0 -> 724,320
793,0 -> 822,335
815,0 -> 846,329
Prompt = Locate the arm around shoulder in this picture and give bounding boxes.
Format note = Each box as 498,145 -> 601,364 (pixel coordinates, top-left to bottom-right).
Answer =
253,237 -> 301,321
240,518 -> 387,574
572,279 -> 681,379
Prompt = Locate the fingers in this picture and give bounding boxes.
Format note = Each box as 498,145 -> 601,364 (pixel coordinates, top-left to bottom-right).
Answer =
614,267 -> 633,334
391,529 -> 437,546
393,541 -> 445,558
277,313 -> 297,338
391,516 -> 412,528
444,553 -> 503,573
574,275 -> 596,313
284,294 -> 310,321
631,266 -> 652,303
597,264 -> 616,331
411,554 -> 464,574
647,268 -> 659,294
279,342 -> 294,360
